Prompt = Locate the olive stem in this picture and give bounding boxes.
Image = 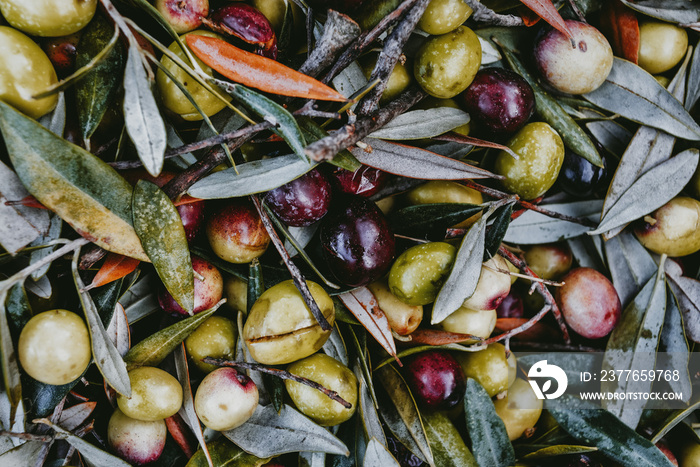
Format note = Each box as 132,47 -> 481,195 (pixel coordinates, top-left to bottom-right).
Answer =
202,358 -> 352,408
462,0 -> 524,27
485,304 -> 552,346
483,263 -> 564,287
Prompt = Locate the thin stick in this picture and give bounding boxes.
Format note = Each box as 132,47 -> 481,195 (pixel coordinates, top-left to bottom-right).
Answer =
203,358 -> 352,408
463,0 -> 524,26
298,10 -> 361,78
0,431 -> 54,442
483,304 -> 552,345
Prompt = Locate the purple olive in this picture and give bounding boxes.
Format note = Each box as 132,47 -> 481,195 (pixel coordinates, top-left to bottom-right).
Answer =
203,3 -> 277,58
264,169 -> 332,227
386,433 -> 427,467
326,164 -> 388,198
404,350 -> 466,410
177,201 -> 206,244
557,150 -> 608,198
319,196 -> 395,287
158,256 -> 223,317
496,290 -> 524,319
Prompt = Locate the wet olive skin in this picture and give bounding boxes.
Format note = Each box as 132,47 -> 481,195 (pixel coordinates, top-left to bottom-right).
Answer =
633,197 -> 700,257
206,199 -> 271,264
388,242 -> 456,306
0,0 -> 97,37
418,0 -> 472,35
638,22 -> 688,75
404,350 -> 466,410
319,196 -> 395,287
557,150 -> 608,198
116,367 -> 183,421
493,378 -> 543,441
523,243 -> 573,280
108,409 -> 166,466
455,343 -> 511,397
265,169 -> 332,227
326,165 -> 388,198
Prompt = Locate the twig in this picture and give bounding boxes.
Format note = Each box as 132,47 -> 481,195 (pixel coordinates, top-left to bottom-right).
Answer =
298,10 -> 361,78
203,358 -> 352,408
565,0 -> 586,22
483,303 -> 552,345
463,0 -> 524,26
0,431 -> 54,442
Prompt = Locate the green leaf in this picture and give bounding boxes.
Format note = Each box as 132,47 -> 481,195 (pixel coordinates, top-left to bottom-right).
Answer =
368,108 -> 471,140
0,289 -> 21,418
422,411 -> 478,467
187,440 -> 270,467
521,445 -> 598,460
603,231 -> 657,309
132,180 -> 193,314
504,200 -> 602,245
650,396 -> 700,444
548,395 -> 676,467
0,100 -> 148,261
5,284 -> 32,341
618,0 -> 700,24
657,288 -> 691,402
364,438 -> 400,467
388,203 -> 483,237
484,203 -> 513,261
464,379 -> 515,467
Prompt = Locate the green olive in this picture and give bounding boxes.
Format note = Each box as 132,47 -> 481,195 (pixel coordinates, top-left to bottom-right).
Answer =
414,25 -> 481,99
0,26 -> 58,119
116,367 -> 183,421
285,353 -> 358,426
252,0 -> 288,33
243,280 -> 335,365
416,97 -> 471,136
223,275 -> 248,314
638,21 -> 688,75
494,122 -> 565,200
0,0 -> 97,37
367,279 -> 423,335
18,309 -> 91,385
156,31 -> 232,121
438,306 -> 496,339
405,180 -> 482,227
185,316 -> 237,373
523,243 -> 573,280
388,242 -> 456,306
455,343 -> 511,397
493,378 -> 543,441
633,197 -> 700,257
679,442 -> 700,467
360,53 -> 412,104
418,0 -> 472,35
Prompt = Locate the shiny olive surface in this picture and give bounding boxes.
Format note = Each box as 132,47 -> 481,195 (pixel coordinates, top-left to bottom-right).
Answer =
108,409 -> 166,466
319,196 -> 395,287
327,165 -> 388,198
456,343 -> 511,397
496,290 -> 524,319
417,0 -> 472,35
264,169 -> 332,226
493,378 -> 543,440
405,180 -> 482,227
367,280 -> 423,335
185,315 -> 236,373
206,199 -> 271,264
204,3 -> 277,58
158,256 -> 223,317
0,0 -> 97,37
638,22 -> 688,75
116,367 -> 183,421
194,367 -> 259,431
557,150 -> 608,198
633,197 -> 700,257
388,242 -> 456,306
438,306 -> 497,339
404,350 -> 466,410
523,243 -> 573,280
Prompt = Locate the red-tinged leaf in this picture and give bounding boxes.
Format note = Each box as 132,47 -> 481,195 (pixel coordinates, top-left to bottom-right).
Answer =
4,195 -> 47,210
407,329 -> 484,346
166,412 -> 197,459
173,195 -> 204,207
518,4 -> 543,26
519,0 -> 574,42
85,253 -> 140,291
338,287 -> 398,363
185,35 -> 347,102
494,318 -> 558,341
599,0 -> 640,64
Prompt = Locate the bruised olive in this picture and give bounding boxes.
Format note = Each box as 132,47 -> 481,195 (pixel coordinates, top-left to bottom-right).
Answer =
158,256 -> 223,317
367,280 -> 423,335
523,243 -> 573,280
455,343 -> 511,397
264,168 -> 332,227
493,378 -> 543,440
155,0 -> 208,34
638,21 -> 688,75
207,199 -> 271,264
633,197 -> 700,257
360,53 -> 412,104
404,350 -> 466,410
286,353 -> 358,426
462,255 -> 512,311
417,0 -> 472,35
117,367 -> 183,421
326,165 -> 388,198
194,367 -> 259,431
388,242 -> 456,306
243,280 -> 335,365
0,0 -> 97,37
108,409 -> 166,466
438,306 -> 497,339
185,316 -> 237,373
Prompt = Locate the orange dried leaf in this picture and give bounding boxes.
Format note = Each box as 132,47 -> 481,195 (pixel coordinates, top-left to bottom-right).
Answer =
86,253 -> 140,290
518,5 -> 543,27
599,0 -> 639,64
185,35 -> 348,102
173,195 -> 203,207
519,0 -> 574,41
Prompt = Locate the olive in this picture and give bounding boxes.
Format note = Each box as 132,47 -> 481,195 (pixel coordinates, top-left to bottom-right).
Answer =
252,0 -> 287,34
158,256 -> 223,317
523,243 -> 573,280
116,367 -> 183,421
0,26 -> 58,119
633,197 -> 700,257
18,309 -> 91,385
285,353 -> 358,426
496,290 -> 524,319
156,31 -> 232,121
678,442 -> 699,467
460,67 -> 535,134
438,306 -> 497,339
185,316 -> 237,373
656,441 -> 679,467
0,0 -> 97,37
494,122 -> 565,200
42,32 -> 80,77
243,280 -> 335,365
367,280 -> 423,336
108,408 -> 166,466
405,180 -> 483,227
455,343 -> 512,397
417,0 -> 472,35
404,350 -> 466,410
194,367 -> 259,431
493,378 -> 543,440
638,22 -> 688,75
414,25 -> 482,99
360,53 -> 412,104
388,242 -> 456,306
203,3 -> 277,58
557,150 -> 608,198
556,268 -> 621,339
319,196 -> 395,287
155,0 -> 208,34
206,199 -> 271,264
264,168 -> 332,227
326,164 -> 388,198
462,255 -> 512,311
223,275 -> 247,314
533,20 -> 613,94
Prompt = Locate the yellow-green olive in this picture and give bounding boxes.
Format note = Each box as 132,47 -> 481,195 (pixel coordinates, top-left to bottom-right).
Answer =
0,0 -> 97,37
438,306 -> 496,339
194,367 -> 259,431
405,180 -> 482,227
417,0 -> 472,35
286,353 -> 358,426
414,26 -> 481,99
493,378 -> 543,441
0,26 -> 58,119
367,279 -> 423,335
633,197 -> 700,257
388,242 -> 456,306
156,31 -> 232,121
375,196 -> 396,216
18,309 -> 91,385
243,280 -> 335,365
252,0 -> 288,33
224,275 -> 248,314
523,243 -> 573,280
507,351 -> 517,388
507,260 -> 519,285
494,122 -> 565,200
679,442 -> 700,467
116,367 -> 183,421
638,21 -> 688,75
185,316 -> 237,373
360,53 -> 412,104
416,97 -> 471,136
455,343 -> 511,397
462,255 -> 512,311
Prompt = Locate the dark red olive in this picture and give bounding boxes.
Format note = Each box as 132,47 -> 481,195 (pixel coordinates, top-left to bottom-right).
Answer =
177,200 -> 207,244
326,165 -> 388,198
557,151 -> 608,198
203,3 -> 277,58
319,196 -> 395,287
404,350 -> 466,410
42,33 -> 80,77
496,290 -> 524,319
264,169 -> 332,227
460,67 -> 535,134
158,256 -> 223,317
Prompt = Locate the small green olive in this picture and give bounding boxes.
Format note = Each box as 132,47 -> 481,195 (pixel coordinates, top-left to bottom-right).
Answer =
417,0 -> 472,35
455,343 -> 512,397
388,242 -> 456,306
438,306 -> 496,339
405,180 -> 482,227
117,367 -> 183,421
462,255 -> 512,311
185,316 -> 237,373
633,197 -> 700,257
243,280 -> 335,365
156,31 -> 232,121
252,0 -> 288,34
638,21 -> 688,75
360,53 -> 412,104
494,122 -> 565,200
523,243 -> 573,280
367,279 -> 423,335
285,353 -> 358,426
0,26 -> 58,119
18,309 -> 91,385
224,275 -> 248,314
414,26 -> 481,99
0,0 -> 97,37
493,378 -> 543,441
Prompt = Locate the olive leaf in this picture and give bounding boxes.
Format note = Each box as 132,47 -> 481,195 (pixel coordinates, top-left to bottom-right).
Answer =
223,404 -> 349,457
39,91 -> 66,136
58,402 -> 97,431
666,263 -> 700,343
650,397 -> 700,444
0,289 -> 21,417
657,291 -> 691,402
548,395 -> 676,467
0,441 -> 44,467
299,452 -> 326,467
618,0 -> 700,23
590,149 -> 700,236
483,203 -> 513,260
323,326 -> 349,367
463,379 -> 515,467
422,411 -> 478,467
132,180 -> 194,314
119,272 -> 161,324
686,42 -> 700,110
521,445 -> 598,460
357,364 -> 385,444
106,304 -> 130,357
363,438 -> 400,467
29,214 -> 63,281
338,288 -> 397,361
585,120 -> 632,157
368,108 -> 471,140
388,203 -> 483,237
603,231 -> 657,309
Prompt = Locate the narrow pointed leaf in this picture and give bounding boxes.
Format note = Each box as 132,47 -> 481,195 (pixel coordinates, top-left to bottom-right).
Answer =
388,203 -> 483,237
0,441 -> 43,467
522,446 -> 598,459
686,43 -> 700,110
422,411 -> 478,467
603,231 -> 657,309
87,253 -> 140,291
187,440 -> 270,467
657,290 -> 691,401
666,263 -> 700,343
364,438 -> 400,467
618,0 -> 700,23
358,368 -> 385,444
58,402 -> 97,431
368,108 -> 471,140
338,288 -> 397,361
650,397 -> 700,444
519,0 -> 574,40
29,214 -> 63,280
0,290 -> 21,417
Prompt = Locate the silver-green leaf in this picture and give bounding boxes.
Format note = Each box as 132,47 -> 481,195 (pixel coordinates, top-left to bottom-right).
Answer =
619,0 -> 700,23
503,200 -> 602,245
368,108 -> 470,140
